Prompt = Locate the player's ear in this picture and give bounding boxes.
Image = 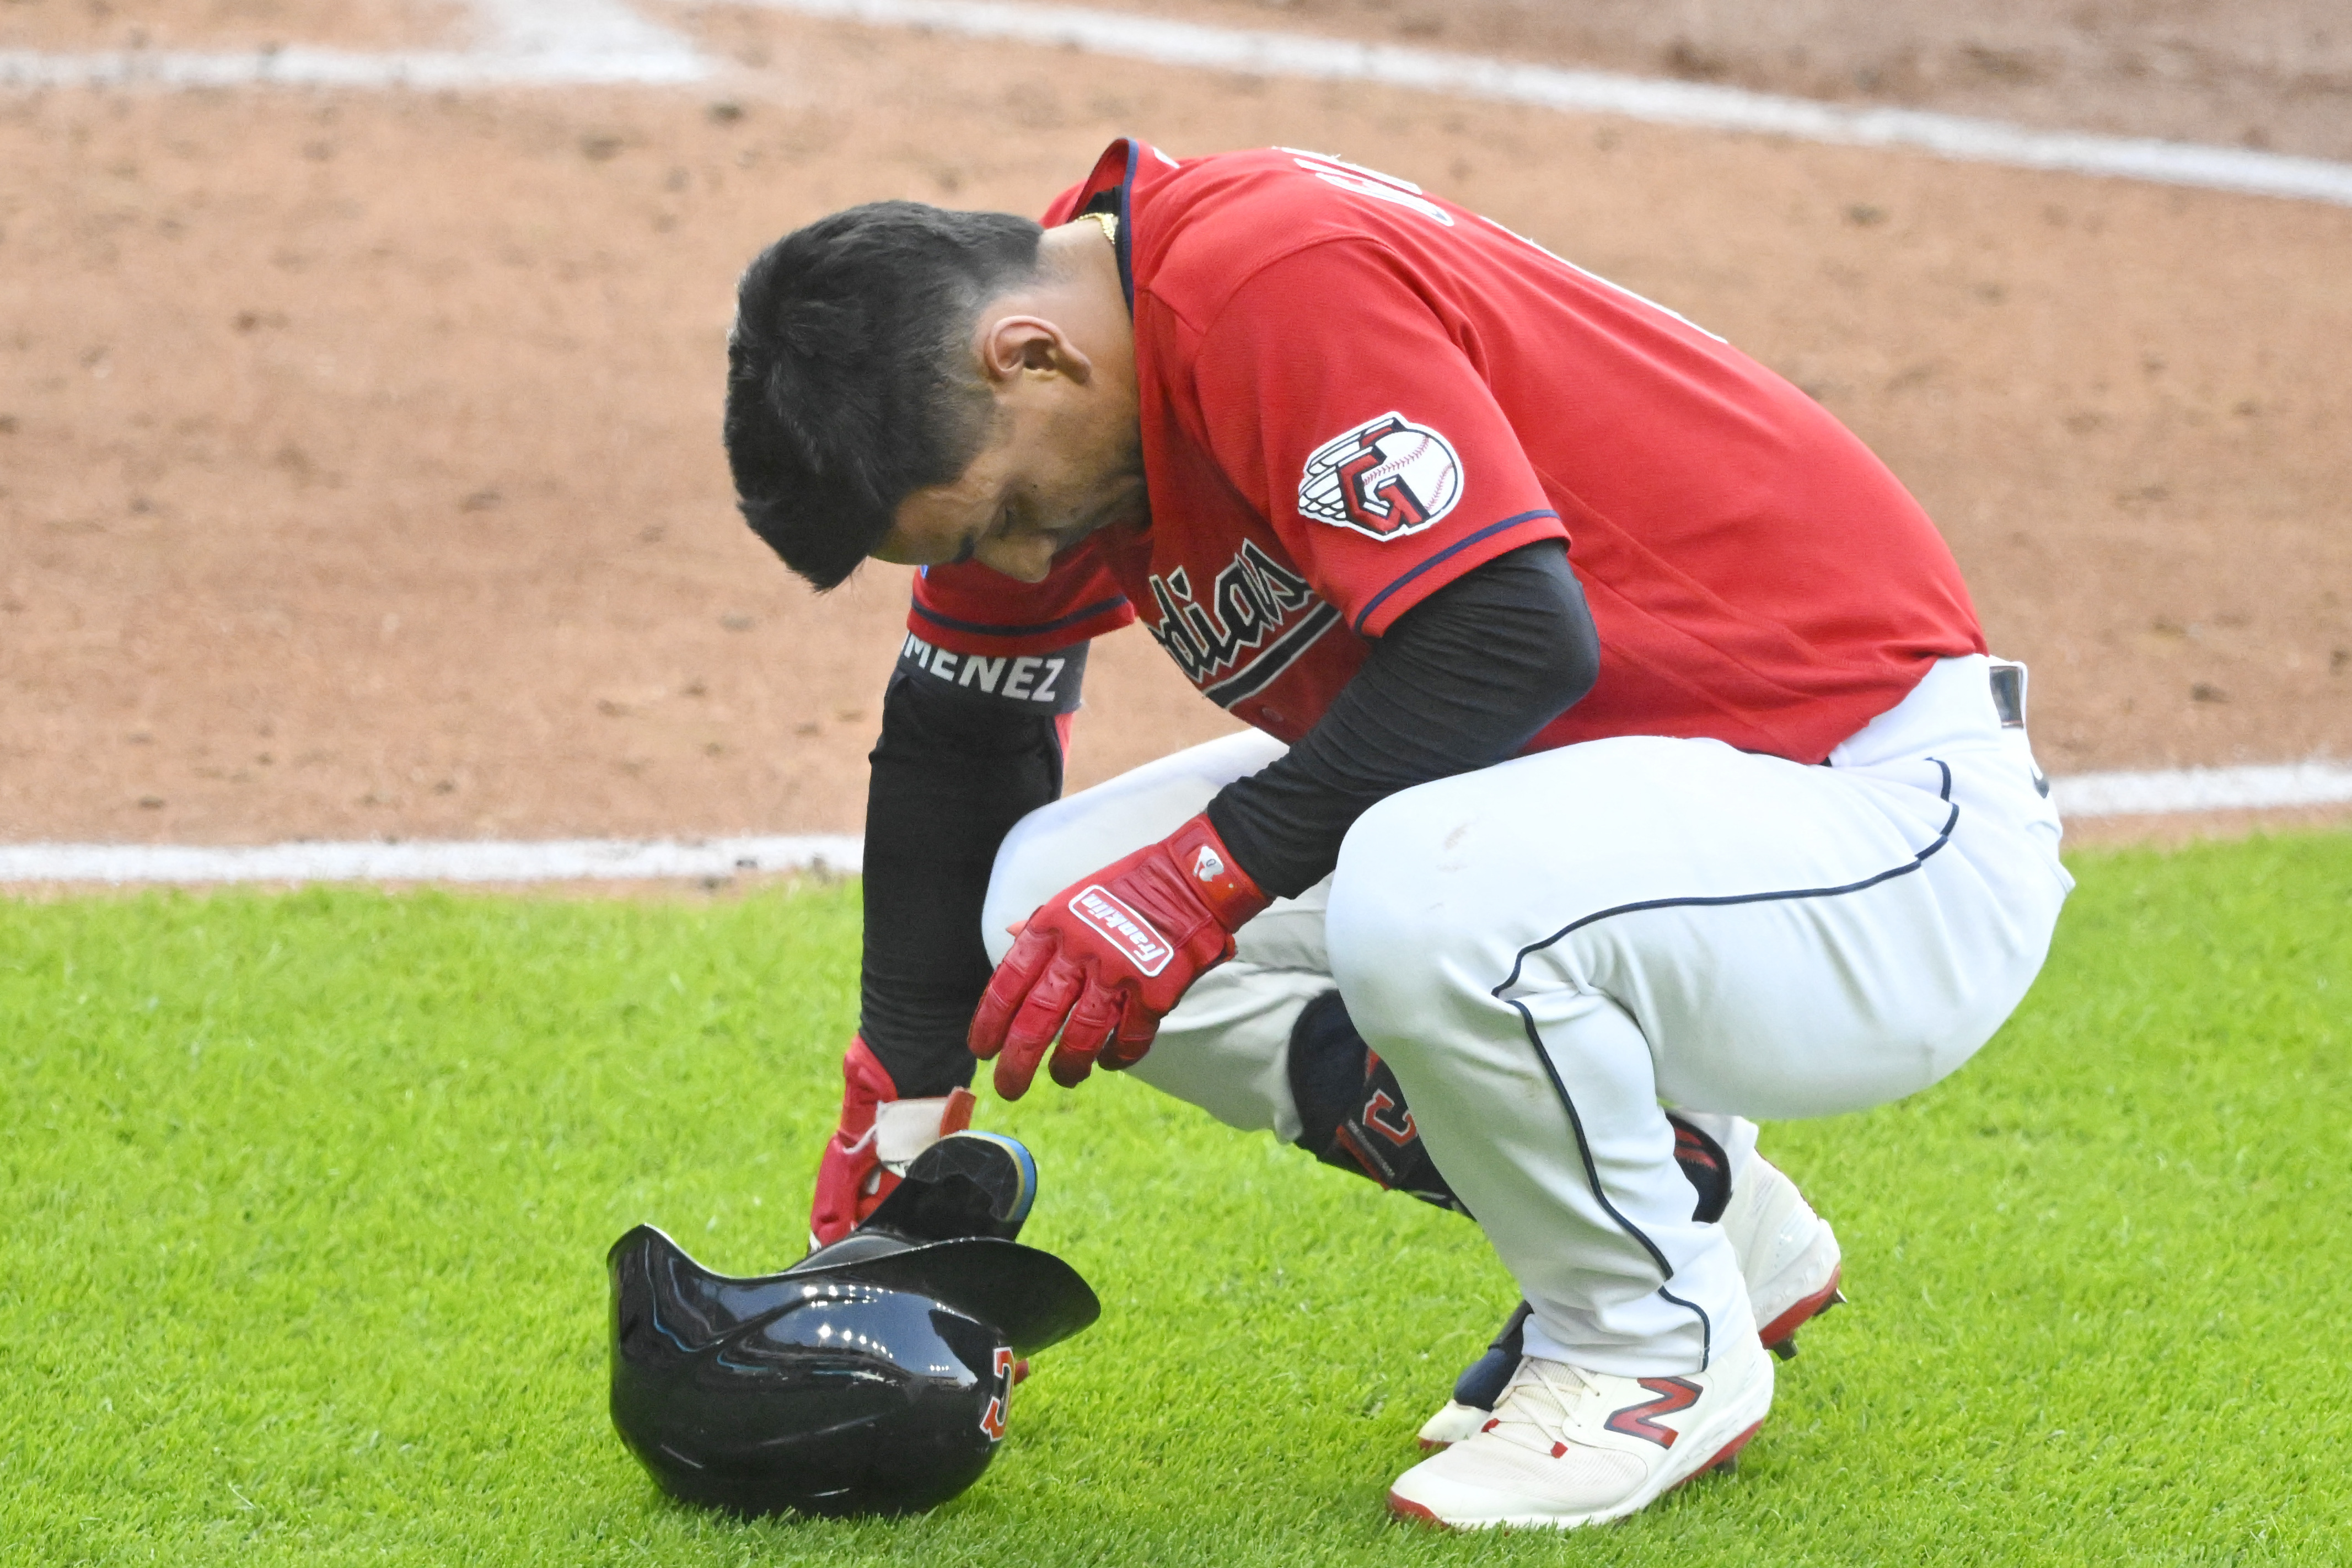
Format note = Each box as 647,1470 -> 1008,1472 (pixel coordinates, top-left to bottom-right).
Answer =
977,313 -> 1091,386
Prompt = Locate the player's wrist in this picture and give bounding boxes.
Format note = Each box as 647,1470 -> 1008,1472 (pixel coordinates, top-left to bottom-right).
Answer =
1162,812 -> 1273,932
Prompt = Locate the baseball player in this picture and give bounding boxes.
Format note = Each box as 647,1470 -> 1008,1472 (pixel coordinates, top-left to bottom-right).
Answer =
722,139 -> 2071,1529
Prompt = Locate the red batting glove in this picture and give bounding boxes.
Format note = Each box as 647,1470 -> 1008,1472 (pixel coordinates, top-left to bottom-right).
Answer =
969,813 -> 1271,1099
808,1037 -> 976,1248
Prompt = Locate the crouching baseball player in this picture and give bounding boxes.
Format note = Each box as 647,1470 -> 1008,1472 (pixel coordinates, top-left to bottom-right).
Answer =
722,140 -> 2072,1529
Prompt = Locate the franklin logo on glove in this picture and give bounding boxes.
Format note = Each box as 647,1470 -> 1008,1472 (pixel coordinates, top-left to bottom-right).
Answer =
1068,887 -> 1174,976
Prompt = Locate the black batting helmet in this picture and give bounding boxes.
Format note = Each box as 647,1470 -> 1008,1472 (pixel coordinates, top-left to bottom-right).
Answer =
608,1133 -> 1099,1517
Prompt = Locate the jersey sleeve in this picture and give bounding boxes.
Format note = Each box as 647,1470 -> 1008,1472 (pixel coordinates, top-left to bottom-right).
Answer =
908,551 -> 1133,656
901,551 -> 1133,714
1185,239 -> 1569,637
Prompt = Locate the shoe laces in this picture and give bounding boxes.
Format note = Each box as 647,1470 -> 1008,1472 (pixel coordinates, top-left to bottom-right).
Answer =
1481,1357 -> 1601,1452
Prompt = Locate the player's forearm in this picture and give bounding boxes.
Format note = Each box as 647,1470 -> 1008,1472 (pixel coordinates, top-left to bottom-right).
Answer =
1206,541 -> 1599,898
859,665 -> 1069,1095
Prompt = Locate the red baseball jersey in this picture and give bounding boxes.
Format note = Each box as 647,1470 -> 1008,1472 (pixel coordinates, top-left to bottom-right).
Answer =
907,139 -> 1984,764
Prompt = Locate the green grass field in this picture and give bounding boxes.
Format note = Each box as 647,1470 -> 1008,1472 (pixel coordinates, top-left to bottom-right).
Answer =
4,833 -> 2348,1566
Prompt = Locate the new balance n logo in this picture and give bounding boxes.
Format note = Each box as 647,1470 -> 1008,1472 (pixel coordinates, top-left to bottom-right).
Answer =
1603,1377 -> 1703,1448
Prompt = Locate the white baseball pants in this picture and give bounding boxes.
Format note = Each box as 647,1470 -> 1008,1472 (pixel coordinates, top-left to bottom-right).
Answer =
984,655 -> 2072,1376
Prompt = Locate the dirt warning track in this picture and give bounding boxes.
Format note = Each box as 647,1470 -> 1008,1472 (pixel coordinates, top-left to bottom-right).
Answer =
2,0 -> 2346,852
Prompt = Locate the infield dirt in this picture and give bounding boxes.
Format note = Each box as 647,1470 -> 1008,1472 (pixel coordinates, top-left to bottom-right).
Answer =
2,0 -> 2346,847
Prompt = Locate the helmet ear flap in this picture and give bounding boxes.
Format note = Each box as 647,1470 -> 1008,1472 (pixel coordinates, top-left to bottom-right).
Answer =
609,1222 -> 711,1346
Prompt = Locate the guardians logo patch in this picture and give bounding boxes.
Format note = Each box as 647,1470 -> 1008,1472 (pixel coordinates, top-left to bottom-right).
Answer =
1297,412 -> 1464,541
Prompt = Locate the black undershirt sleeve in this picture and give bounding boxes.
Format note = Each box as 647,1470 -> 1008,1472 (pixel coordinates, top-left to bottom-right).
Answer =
856,665 -> 1067,1096
1205,540 -> 1601,899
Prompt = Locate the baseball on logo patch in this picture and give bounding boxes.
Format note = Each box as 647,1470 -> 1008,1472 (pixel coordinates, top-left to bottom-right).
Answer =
1297,412 -> 1464,541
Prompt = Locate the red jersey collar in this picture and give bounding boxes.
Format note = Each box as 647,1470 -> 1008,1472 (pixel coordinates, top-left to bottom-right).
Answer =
1055,138 -> 1185,315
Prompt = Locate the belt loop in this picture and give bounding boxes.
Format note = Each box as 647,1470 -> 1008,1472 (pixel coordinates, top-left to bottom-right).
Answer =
1988,661 -> 2028,728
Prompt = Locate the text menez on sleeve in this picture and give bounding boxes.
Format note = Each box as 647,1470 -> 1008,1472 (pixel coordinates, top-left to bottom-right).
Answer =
895,631 -> 1088,715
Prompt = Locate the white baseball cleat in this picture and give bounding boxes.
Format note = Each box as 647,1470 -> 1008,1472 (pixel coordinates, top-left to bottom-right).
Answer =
1389,1323 -> 1774,1530
1414,1150 -> 1840,1449
1725,1149 -> 1845,1356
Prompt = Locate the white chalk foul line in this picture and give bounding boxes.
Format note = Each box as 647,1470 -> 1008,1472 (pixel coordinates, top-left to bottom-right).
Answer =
0,836 -> 862,885
2049,760 -> 2352,819
754,0 -> 2352,208
2,764 -> 2344,884
0,47 -> 706,89
0,0 -> 710,90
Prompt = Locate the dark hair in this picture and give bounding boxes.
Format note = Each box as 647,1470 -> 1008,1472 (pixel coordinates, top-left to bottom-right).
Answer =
724,202 -> 1045,590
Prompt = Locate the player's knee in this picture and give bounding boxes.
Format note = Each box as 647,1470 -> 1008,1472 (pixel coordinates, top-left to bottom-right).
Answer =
974,804 -> 1091,964
979,801 -> 1088,966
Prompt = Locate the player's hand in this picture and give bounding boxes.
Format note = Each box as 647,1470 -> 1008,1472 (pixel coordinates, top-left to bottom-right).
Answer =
969,813 -> 1271,1099
808,1036 -> 976,1248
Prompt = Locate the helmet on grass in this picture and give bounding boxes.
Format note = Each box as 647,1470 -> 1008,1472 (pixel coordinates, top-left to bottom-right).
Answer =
607,1132 -> 1097,1517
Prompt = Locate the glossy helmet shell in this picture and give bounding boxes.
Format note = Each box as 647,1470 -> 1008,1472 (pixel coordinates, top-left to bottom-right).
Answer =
609,1228 -> 1015,1517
